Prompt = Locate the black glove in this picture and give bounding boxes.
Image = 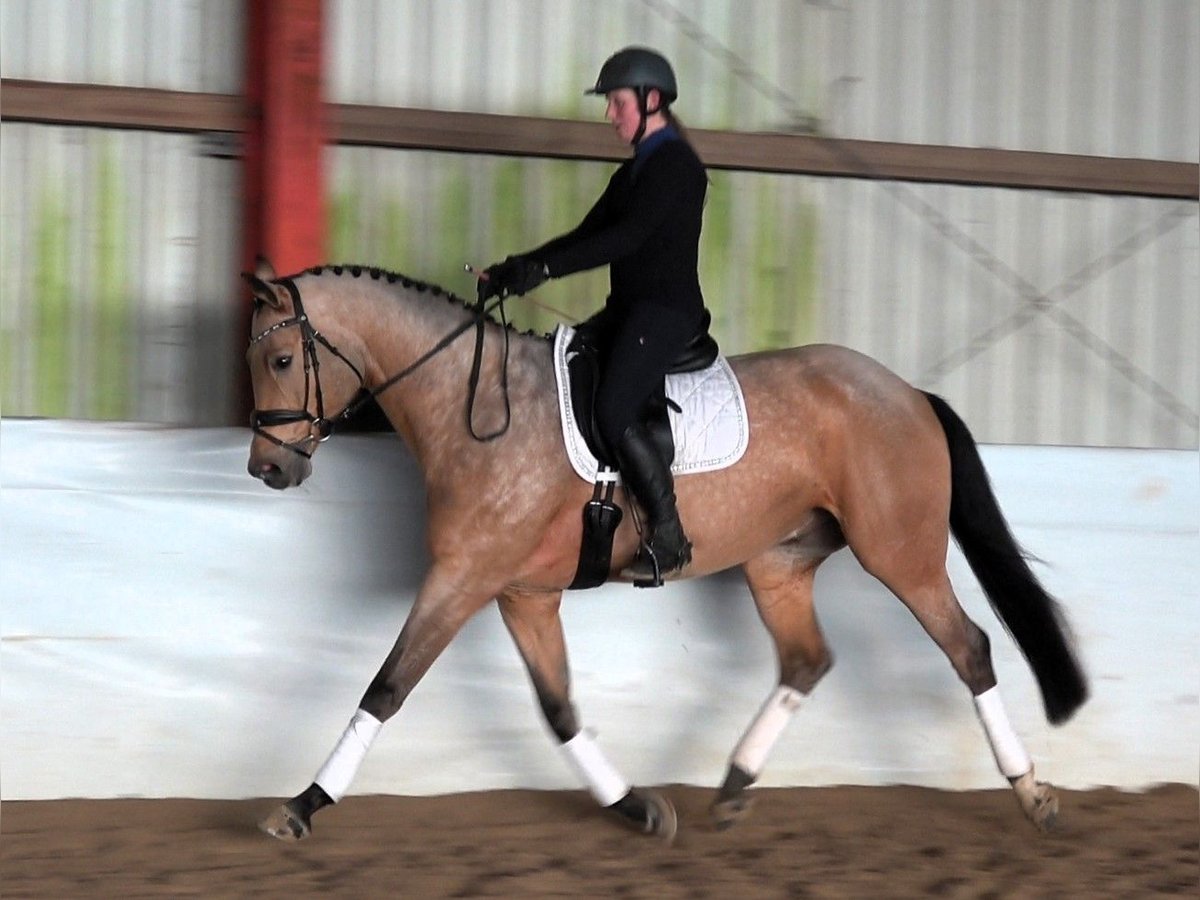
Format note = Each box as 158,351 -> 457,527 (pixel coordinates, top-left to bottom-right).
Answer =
481,255 -> 549,300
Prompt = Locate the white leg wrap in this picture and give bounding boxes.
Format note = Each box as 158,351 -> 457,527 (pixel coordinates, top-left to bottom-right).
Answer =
732,685 -> 803,776
973,686 -> 1033,779
314,709 -> 382,802
560,729 -> 630,807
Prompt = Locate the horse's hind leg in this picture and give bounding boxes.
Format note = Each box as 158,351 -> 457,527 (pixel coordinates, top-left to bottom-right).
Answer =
862,556 -> 1058,831
712,549 -> 833,829
497,589 -> 677,841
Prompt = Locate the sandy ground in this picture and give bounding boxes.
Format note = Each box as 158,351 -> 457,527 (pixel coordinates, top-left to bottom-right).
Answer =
2,784 -> 1195,898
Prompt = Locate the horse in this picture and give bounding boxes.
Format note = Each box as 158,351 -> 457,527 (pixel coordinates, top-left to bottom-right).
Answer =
243,258 -> 1088,842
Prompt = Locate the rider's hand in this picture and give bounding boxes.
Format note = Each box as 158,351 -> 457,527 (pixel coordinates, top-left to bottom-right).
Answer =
480,255 -> 549,300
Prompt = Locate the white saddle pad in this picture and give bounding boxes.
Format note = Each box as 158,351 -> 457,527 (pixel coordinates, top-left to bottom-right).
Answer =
553,324 -> 750,484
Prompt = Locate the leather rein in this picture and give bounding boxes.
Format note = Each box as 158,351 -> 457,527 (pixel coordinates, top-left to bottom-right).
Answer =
249,277 -> 512,459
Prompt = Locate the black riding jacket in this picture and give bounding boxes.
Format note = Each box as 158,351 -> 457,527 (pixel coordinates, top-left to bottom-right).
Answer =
529,131 -> 707,328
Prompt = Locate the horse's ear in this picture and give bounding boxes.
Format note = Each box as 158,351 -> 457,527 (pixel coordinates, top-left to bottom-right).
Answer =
242,256 -> 288,309
241,270 -> 288,311
253,255 -> 277,281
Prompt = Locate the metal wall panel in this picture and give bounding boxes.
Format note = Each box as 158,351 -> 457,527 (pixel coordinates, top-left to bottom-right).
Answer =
0,123 -> 241,424
1,1 -> 244,424
326,142 -> 1197,449
816,177 -> 1198,448
829,0 -> 1200,162
0,0 -> 243,92
325,0 -> 1199,162
1,1 -> 1195,446
322,0 -> 1198,448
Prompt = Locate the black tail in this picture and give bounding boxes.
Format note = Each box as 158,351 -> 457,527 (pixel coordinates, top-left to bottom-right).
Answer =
924,392 -> 1089,725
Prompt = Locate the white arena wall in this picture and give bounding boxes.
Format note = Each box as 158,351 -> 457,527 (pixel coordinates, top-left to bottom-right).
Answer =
1,419 -> 1196,801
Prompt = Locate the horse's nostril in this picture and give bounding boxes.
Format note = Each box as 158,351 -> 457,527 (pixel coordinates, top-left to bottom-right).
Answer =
251,461 -> 280,481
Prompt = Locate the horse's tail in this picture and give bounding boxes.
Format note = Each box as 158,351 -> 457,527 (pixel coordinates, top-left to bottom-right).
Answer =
923,392 -> 1089,725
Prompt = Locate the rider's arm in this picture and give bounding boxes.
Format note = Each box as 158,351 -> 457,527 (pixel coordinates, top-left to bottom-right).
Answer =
535,147 -> 701,278
523,180 -> 614,263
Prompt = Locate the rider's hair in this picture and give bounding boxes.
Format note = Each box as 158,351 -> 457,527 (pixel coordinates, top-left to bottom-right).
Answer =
664,110 -> 696,155
663,109 -> 708,186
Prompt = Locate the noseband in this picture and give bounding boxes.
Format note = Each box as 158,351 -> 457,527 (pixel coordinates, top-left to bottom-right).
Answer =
249,277 -> 511,459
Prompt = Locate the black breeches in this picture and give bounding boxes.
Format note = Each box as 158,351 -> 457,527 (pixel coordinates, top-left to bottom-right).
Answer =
595,304 -> 698,453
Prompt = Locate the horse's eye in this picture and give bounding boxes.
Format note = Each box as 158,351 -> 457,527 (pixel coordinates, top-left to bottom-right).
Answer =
272,355 -> 293,371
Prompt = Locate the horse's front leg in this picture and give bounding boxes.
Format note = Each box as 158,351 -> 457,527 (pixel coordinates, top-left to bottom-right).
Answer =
498,589 -> 677,841
260,568 -> 496,841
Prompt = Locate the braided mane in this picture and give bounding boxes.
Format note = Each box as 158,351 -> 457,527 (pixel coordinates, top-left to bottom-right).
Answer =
296,264 -> 548,338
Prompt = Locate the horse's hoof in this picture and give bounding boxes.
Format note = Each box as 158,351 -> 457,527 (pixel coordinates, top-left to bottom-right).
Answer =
259,802 -> 311,841
710,793 -> 755,831
635,788 -> 678,843
1013,772 -> 1059,833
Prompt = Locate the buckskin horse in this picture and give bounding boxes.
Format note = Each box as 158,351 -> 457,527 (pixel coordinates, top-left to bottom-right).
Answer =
243,258 -> 1087,842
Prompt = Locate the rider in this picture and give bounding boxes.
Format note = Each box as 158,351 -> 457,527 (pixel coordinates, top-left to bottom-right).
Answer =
480,46 -> 713,582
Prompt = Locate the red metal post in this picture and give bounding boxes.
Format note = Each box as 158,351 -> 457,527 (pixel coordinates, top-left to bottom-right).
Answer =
238,0 -> 326,418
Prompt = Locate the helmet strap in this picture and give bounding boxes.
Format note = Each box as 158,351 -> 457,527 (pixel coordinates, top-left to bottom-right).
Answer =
632,87 -> 650,145
632,86 -> 666,146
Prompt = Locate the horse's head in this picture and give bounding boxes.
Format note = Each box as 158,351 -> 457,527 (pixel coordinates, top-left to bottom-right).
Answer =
243,258 -> 365,489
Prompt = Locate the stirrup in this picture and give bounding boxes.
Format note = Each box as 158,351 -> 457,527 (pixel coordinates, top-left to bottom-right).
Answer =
626,541 -> 666,589
623,534 -> 691,589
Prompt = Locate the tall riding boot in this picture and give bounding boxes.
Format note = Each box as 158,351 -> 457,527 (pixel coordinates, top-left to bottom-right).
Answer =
615,423 -> 692,585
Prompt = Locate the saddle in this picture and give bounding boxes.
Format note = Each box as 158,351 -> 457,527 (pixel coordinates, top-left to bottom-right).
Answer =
566,310 -> 720,467
566,312 -> 719,590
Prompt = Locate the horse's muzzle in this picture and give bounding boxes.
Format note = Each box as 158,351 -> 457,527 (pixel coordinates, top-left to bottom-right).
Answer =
248,456 -> 310,490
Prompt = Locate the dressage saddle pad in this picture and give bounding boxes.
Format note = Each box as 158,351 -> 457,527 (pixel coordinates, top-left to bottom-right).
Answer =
552,324 -> 749,484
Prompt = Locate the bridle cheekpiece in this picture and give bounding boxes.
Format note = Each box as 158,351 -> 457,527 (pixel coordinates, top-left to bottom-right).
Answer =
248,279 -> 366,458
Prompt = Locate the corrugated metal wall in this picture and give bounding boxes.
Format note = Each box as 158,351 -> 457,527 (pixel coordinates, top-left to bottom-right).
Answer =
324,0 -> 1198,447
818,179 -> 1198,447
0,0 -> 244,423
2,0 -> 1197,446
326,0 -> 1199,161
824,0 -> 1198,161
0,0 -> 243,91
0,124 -> 241,424
325,146 -> 1197,447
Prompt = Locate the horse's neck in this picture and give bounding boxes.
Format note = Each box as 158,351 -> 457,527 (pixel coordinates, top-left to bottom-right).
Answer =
316,275 -> 555,468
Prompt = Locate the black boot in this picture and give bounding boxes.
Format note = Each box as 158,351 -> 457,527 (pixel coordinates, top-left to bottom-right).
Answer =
615,423 -> 692,586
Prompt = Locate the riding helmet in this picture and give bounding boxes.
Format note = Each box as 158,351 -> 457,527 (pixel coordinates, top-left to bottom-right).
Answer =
586,47 -> 678,104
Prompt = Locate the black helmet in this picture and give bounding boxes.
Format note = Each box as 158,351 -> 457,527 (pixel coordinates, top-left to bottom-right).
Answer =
586,46 -> 678,104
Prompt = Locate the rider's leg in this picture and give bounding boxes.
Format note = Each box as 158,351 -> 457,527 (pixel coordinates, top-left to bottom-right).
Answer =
595,305 -> 696,581
614,423 -> 691,578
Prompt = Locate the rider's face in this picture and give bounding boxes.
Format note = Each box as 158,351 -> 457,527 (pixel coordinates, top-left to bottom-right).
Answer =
605,88 -> 647,144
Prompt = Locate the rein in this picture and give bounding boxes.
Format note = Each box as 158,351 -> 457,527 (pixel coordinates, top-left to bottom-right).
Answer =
249,277 -> 512,458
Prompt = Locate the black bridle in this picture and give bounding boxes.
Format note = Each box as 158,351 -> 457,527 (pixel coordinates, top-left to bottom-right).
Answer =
249,277 -> 512,459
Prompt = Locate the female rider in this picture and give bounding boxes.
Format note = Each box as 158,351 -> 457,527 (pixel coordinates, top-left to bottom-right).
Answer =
481,46 -> 713,583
